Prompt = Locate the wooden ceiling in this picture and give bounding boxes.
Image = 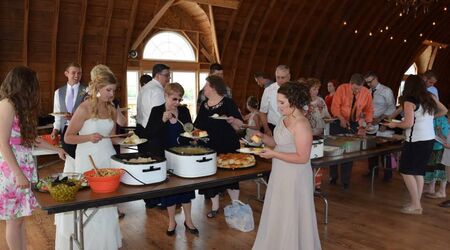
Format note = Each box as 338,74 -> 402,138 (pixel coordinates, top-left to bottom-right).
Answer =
1,0 -> 449,114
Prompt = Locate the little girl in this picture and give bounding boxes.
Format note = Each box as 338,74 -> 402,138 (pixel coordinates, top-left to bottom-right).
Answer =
435,115 -> 450,199
0,66 -> 65,249
242,96 -> 262,141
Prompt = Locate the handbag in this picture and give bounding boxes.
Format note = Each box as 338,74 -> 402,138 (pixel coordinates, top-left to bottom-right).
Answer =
224,200 -> 254,232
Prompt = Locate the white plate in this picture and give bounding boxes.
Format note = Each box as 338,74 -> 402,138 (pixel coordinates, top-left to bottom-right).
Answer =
180,132 -> 208,139
236,147 -> 263,154
49,112 -> 70,116
118,138 -> 147,146
209,115 -> 229,120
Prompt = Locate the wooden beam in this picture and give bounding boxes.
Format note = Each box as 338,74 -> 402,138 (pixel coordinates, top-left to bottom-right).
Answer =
51,0 -> 60,93
102,0 -> 115,63
180,31 -> 198,53
220,8 -> 238,58
183,0 -> 239,9
122,0 -> 140,109
23,0 -> 29,66
208,5 -> 220,63
155,26 -> 202,33
131,0 -> 175,50
77,0 -> 87,64
200,47 -> 213,62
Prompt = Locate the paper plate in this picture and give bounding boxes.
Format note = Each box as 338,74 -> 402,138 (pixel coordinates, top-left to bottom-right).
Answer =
236,147 -> 263,154
49,112 -> 70,116
209,115 -> 229,120
180,132 -> 208,139
118,138 -> 147,146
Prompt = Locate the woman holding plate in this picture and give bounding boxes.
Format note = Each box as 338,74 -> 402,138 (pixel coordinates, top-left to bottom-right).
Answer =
141,83 -> 198,236
194,75 -> 243,218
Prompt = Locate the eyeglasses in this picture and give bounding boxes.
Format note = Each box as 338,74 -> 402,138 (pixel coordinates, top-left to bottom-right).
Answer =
171,97 -> 183,102
365,78 -> 374,84
159,73 -> 171,78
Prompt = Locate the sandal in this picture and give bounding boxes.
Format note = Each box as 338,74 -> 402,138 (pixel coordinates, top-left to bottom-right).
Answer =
425,193 -> 446,199
207,209 -> 219,218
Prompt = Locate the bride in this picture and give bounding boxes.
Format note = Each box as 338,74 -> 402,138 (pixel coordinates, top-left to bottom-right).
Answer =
54,65 -> 122,250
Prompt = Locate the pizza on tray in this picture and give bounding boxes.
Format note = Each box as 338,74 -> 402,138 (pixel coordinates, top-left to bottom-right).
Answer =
217,153 -> 256,169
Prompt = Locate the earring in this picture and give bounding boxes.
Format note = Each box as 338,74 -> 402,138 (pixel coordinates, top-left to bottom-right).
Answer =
96,92 -> 101,98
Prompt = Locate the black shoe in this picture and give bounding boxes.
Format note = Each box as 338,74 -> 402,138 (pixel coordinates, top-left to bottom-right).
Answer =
329,178 -> 337,185
207,209 -> 219,218
439,200 -> 450,208
166,223 -> 177,236
184,222 -> 199,235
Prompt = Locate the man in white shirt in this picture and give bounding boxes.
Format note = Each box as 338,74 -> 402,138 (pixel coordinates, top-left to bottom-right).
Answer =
424,70 -> 439,99
50,62 -> 86,171
136,64 -> 171,129
364,71 -> 396,180
260,65 -> 290,136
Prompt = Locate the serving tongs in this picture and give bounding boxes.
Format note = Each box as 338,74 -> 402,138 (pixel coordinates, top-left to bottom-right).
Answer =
241,137 -> 263,148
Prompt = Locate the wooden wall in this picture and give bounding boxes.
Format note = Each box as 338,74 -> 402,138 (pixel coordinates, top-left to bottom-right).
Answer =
1,0 -> 449,115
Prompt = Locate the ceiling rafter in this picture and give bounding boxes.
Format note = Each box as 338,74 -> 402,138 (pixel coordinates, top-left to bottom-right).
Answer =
182,0 -> 239,9
101,0 -> 115,63
208,5 -> 221,63
131,0 -> 175,50
51,0 -> 60,94
23,0 -> 29,66
77,0 -> 87,64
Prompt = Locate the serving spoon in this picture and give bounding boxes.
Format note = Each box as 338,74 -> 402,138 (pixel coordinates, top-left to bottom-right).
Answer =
171,113 -> 194,132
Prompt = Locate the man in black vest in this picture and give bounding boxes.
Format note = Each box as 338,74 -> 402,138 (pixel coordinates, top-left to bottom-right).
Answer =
50,62 -> 86,171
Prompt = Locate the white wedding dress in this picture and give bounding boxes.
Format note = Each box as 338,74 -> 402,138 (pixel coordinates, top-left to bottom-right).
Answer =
55,118 -> 122,250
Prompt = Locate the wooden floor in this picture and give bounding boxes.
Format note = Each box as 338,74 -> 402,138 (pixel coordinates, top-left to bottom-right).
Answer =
1,157 -> 450,250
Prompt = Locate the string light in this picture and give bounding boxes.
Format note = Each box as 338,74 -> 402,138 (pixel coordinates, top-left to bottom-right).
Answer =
390,36 -> 394,40
369,32 -> 373,36
343,21 -> 347,25
403,39 -> 407,43
444,7 -> 447,11
380,29 -> 383,33
354,29 -> 358,34
432,22 -> 436,25
419,33 -> 423,37
399,13 -> 403,17
385,26 -> 389,30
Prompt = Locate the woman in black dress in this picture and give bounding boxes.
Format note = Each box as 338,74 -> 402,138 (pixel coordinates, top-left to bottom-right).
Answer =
141,83 -> 198,235
195,75 -> 244,218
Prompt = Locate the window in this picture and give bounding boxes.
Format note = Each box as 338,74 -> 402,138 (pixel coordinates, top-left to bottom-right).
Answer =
397,63 -> 418,105
143,31 -> 196,61
126,71 -> 139,126
172,72 -> 197,119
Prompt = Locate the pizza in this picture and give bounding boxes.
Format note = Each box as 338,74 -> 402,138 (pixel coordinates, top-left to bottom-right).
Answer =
217,153 -> 256,169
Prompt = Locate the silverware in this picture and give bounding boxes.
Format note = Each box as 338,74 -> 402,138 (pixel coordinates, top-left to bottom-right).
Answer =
171,113 -> 194,132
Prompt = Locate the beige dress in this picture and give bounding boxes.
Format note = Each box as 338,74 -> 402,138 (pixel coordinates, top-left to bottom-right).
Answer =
253,119 -> 321,250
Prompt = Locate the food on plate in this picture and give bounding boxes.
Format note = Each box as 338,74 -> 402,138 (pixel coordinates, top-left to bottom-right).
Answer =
123,156 -> 156,163
217,153 -> 255,169
249,147 -> 263,154
48,176 -> 81,202
122,132 -> 141,144
250,134 -> 262,144
191,129 -> 208,137
211,113 -> 220,118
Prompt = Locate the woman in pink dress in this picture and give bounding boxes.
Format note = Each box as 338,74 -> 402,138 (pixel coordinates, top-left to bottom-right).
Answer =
0,66 -> 65,249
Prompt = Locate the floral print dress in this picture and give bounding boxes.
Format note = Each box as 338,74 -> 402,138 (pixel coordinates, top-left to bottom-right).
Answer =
0,117 -> 38,220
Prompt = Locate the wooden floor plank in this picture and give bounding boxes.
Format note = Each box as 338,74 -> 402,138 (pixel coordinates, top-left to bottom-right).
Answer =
1,159 -> 449,249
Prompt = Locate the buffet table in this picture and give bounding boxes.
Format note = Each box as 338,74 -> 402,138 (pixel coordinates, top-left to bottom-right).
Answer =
310,142 -> 403,224
34,160 -> 271,249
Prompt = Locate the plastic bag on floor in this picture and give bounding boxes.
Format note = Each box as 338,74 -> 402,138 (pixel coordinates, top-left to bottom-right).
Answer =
224,200 -> 254,232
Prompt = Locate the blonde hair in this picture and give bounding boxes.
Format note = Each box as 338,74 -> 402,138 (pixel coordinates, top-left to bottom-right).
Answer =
88,65 -> 118,119
164,82 -> 185,97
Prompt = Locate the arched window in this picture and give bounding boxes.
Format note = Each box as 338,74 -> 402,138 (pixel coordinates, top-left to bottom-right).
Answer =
143,31 -> 196,61
397,63 -> 418,105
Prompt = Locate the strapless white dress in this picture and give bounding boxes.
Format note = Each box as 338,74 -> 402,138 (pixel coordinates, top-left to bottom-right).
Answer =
55,118 -> 122,250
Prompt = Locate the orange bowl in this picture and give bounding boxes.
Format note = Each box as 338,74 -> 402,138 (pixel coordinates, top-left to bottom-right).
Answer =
41,134 -> 60,146
84,168 -> 124,193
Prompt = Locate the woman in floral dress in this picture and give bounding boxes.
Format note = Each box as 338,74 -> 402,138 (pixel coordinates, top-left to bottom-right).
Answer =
0,66 -> 65,250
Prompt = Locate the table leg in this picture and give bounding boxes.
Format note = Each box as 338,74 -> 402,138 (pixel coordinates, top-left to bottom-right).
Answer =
313,168 -> 329,224
252,178 -> 268,202
69,208 -> 99,250
371,155 -> 384,192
